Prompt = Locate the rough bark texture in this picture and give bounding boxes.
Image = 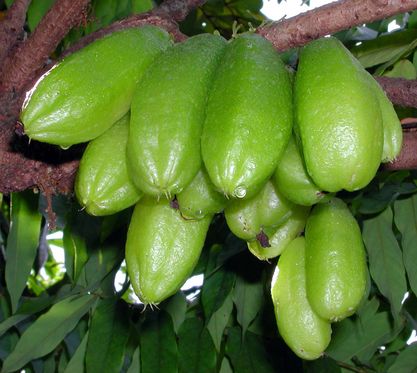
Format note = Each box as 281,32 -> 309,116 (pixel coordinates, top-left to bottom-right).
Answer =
257,0 -> 417,51
376,76 -> 417,108
0,0 -> 417,201
384,129 -> 417,170
0,0 -> 31,67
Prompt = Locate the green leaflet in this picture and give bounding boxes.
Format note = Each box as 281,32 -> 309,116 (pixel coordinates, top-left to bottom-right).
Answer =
2,294 -> 97,373
5,191 -> 42,313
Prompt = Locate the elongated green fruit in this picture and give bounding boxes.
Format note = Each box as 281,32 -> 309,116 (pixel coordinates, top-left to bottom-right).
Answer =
294,37 -> 383,192
176,168 -> 227,220
305,198 -> 367,322
224,181 -> 294,242
75,114 -> 142,216
247,205 -> 309,260
127,34 -> 227,198
202,33 -> 293,199
271,237 -> 332,360
125,197 -> 212,304
367,77 -> 402,163
273,136 -> 325,206
21,26 -> 172,147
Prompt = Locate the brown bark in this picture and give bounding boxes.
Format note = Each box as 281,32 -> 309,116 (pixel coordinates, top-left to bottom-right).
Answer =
376,77 -> 417,108
257,0 -> 417,51
0,0 -> 90,119
0,0 -> 31,66
384,129 -> 417,170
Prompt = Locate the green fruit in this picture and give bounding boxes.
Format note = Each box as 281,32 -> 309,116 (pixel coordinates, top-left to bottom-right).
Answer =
125,197 -> 212,304
368,77 -> 402,163
294,37 -> 383,192
224,181 -> 294,242
21,26 -> 172,147
271,236 -> 332,360
247,204 -> 310,260
127,33 -> 227,198
201,33 -> 293,199
75,114 -> 142,216
305,198 -> 367,322
273,136 -> 325,206
176,168 -> 227,220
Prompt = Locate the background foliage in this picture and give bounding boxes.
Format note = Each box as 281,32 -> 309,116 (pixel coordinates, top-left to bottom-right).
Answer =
1,0 -> 417,372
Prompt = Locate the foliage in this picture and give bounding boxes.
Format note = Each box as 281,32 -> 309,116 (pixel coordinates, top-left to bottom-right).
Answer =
2,1 -> 417,373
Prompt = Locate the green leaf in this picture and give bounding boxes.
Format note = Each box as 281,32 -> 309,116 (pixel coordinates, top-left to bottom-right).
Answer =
304,356 -> 341,373
162,292 -> 187,333
387,343 -> 417,373
233,274 -> 264,336
350,29 -> 417,68
225,327 -> 277,373
394,195 -> 417,297
362,207 -> 408,319
207,292 -> 233,351
140,311 -> 178,373
27,0 -> 55,32
178,318 -> 217,373
326,307 -> 403,362
219,357 -> 233,373
5,191 -> 42,313
132,0 -> 153,13
2,293 -> 96,373
82,241 -> 124,291
63,332 -> 88,373
126,346 -> 140,373
63,213 -> 93,284
357,181 -> 417,215
384,59 -> 417,79
85,297 -> 130,373
201,268 -> 235,321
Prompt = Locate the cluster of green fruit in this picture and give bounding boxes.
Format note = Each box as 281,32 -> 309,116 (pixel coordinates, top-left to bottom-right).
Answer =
20,25 -> 402,360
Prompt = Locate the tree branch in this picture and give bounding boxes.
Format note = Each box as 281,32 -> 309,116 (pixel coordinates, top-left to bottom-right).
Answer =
0,0 -> 90,105
375,77 -> 417,108
257,0 -> 417,51
0,0 -> 31,67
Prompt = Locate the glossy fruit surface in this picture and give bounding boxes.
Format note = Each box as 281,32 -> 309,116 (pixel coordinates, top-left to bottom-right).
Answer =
247,204 -> 309,260
75,114 -> 142,216
305,197 -> 367,321
294,37 -> 383,192
224,180 -> 294,241
201,32 -> 292,199
176,168 -> 227,220
273,136 -> 325,206
125,197 -> 212,304
21,26 -> 171,147
127,33 -> 227,198
367,75 -> 402,163
271,236 -> 332,360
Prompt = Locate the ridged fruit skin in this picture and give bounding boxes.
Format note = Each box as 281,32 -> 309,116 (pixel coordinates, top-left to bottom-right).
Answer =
201,33 -> 293,199
273,136 -> 324,206
125,197 -> 212,304
75,114 -> 142,216
305,198 -> 367,322
176,168 -> 227,220
271,237 -> 332,360
294,37 -> 383,192
21,26 -> 172,147
224,180 -> 294,241
247,204 -> 310,260
368,77 -> 402,163
127,34 -> 227,198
